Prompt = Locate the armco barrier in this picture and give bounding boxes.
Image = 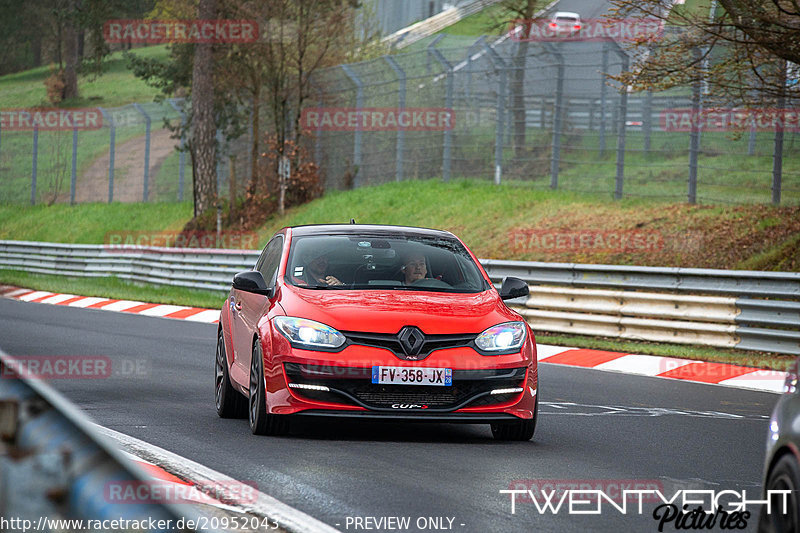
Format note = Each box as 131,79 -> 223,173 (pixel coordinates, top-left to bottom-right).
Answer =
0,348 -> 208,531
1,240 -> 798,355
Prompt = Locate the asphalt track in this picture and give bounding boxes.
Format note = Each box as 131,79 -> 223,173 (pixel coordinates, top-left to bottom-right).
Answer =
0,298 -> 778,532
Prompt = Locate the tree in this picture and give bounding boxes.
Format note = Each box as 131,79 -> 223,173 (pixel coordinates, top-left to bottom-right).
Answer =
609,0 -> 800,104
496,1 -> 543,160
265,0 -> 362,215
191,0 -> 217,217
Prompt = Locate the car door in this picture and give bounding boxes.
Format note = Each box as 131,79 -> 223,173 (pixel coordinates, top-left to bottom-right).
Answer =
229,235 -> 284,389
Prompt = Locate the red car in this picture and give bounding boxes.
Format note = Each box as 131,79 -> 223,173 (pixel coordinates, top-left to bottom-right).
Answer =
215,224 -> 538,440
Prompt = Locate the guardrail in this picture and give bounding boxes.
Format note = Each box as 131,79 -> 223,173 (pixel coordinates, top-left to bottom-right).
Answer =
0,348 -> 205,530
1,240 -> 798,355
381,0 -> 505,50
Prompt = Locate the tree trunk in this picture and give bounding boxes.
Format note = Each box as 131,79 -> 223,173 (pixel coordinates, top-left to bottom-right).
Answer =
31,35 -> 42,67
509,1 -> 538,160
191,0 -> 218,217
63,19 -> 79,100
77,29 -> 85,59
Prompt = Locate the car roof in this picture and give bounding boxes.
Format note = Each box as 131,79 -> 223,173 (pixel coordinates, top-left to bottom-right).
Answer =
287,224 -> 458,239
553,11 -> 580,18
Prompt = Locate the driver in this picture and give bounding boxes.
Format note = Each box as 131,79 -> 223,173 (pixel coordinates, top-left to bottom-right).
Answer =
402,252 -> 428,284
302,249 -> 344,287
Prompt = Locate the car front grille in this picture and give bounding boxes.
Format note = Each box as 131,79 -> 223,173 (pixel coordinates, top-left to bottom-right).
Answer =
285,363 -> 526,411
342,331 -> 477,361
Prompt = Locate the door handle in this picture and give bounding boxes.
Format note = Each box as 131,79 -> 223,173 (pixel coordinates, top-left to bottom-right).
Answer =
235,302 -> 242,311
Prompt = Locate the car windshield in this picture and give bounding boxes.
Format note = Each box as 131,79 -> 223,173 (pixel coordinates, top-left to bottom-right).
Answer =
555,16 -> 578,23
286,233 -> 488,293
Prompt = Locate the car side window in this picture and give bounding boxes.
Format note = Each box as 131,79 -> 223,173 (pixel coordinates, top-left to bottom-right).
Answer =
257,236 -> 284,287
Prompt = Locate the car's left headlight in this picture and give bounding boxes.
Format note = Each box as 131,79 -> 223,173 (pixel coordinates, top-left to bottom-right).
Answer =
475,321 -> 527,353
274,316 -> 346,350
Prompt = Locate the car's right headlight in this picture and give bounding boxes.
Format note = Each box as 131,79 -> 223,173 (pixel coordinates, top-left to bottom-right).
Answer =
475,321 -> 526,354
274,316 -> 346,350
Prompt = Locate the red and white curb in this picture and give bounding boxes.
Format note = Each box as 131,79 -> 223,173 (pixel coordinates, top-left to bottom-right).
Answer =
0,285 -> 220,323
537,344 -> 787,394
1,285 -> 787,394
95,425 -> 339,533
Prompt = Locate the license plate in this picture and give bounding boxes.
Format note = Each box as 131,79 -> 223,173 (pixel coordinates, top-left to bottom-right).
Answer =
372,366 -> 452,386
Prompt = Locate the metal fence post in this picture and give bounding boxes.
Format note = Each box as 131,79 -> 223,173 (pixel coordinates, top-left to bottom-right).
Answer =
428,43 -> 453,182
466,37 -> 484,104
168,99 -> 186,201
688,48 -> 701,205
748,118 -> 757,156
70,126 -> 78,205
133,103 -> 151,202
30,122 -> 38,205
385,56 -> 406,182
643,90 -> 652,155
773,62 -> 787,205
615,49 -> 630,200
341,64 -> 363,187
544,44 -> 564,190
99,108 -> 115,203
482,39 -> 507,185
315,90 -> 323,169
600,43 -> 609,156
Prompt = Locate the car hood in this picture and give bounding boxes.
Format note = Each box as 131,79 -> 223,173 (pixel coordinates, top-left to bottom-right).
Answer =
278,284 -> 520,334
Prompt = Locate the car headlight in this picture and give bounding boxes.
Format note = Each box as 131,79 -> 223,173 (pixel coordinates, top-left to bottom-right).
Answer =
274,317 -> 346,350
475,321 -> 526,353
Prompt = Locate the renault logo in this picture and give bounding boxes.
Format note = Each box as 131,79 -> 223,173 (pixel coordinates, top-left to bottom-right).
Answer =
397,326 -> 425,358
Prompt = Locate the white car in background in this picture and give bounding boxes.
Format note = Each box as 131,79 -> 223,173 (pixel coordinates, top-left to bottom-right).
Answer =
549,11 -> 582,35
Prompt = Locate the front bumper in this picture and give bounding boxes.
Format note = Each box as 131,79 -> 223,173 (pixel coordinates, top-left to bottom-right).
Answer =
265,341 -> 538,420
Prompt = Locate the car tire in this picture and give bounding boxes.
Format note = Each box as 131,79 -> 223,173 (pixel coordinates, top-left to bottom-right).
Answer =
248,340 -> 289,436
215,330 -> 247,418
759,454 -> 800,533
491,394 -> 537,441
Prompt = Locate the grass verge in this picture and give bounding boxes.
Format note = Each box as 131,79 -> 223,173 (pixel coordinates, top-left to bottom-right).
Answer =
535,332 -> 795,371
0,269 -> 227,310
0,202 -> 193,243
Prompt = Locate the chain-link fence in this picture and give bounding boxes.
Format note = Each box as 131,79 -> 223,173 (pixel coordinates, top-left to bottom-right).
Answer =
309,33 -> 800,205
2,33 -> 797,205
0,100 -> 191,205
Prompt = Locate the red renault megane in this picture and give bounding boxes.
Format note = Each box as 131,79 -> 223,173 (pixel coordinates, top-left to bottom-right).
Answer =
215,224 -> 538,440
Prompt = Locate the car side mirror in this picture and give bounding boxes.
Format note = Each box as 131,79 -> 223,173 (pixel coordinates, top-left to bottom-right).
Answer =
232,271 -> 274,297
499,276 -> 529,301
